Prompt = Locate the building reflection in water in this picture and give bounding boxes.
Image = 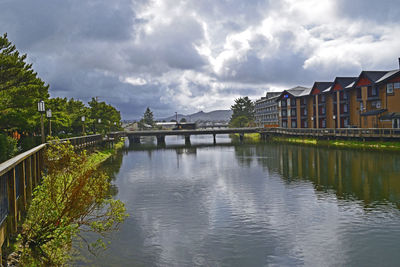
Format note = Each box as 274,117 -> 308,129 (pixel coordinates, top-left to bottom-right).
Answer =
235,143 -> 400,208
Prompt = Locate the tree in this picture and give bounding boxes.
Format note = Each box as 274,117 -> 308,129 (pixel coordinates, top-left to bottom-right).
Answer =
230,96 -> 255,127
143,107 -> 154,126
180,118 -> 187,123
88,98 -> 122,134
20,140 -> 128,265
0,33 -> 49,133
230,115 -> 251,128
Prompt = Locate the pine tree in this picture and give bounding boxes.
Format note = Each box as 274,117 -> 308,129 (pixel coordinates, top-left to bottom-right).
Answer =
230,96 -> 255,127
0,33 -> 49,132
143,107 -> 154,126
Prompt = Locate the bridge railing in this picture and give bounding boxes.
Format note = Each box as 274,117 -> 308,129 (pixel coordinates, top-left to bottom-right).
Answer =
263,127 -> 400,139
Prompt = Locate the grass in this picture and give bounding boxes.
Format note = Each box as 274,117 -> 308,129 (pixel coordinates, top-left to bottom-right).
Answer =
232,133 -> 261,142
270,136 -> 400,151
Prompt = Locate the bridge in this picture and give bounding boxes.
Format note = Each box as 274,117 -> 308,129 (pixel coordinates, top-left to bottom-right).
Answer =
113,126 -> 400,146
121,127 -> 260,145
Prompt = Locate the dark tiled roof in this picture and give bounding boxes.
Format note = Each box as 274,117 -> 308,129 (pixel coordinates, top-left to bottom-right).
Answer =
359,71 -> 390,83
312,82 -> 333,94
334,77 -> 357,89
276,86 -> 310,100
376,70 -> 400,84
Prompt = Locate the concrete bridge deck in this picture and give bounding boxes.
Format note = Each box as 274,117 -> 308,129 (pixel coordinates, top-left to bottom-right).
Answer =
122,127 -> 260,145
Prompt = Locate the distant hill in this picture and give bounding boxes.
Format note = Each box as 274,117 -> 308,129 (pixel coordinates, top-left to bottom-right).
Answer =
159,110 -> 232,122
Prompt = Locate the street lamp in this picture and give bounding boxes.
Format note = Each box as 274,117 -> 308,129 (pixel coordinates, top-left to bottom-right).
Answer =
81,116 -> 85,135
38,100 -> 45,143
98,118 -> 101,134
46,109 -> 52,137
333,115 -> 336,129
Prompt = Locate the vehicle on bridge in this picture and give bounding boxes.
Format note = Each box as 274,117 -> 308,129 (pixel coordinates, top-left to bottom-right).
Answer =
173,122 -> 196,130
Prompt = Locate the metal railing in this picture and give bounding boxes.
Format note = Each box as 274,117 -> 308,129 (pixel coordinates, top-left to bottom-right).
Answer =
263,127 -> 400,139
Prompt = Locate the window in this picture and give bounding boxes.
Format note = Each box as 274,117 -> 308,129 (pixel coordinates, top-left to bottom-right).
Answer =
321,107 -> 326,115
387,83 -> 394,94
281,100 -> 286,107
322,119 -> 326,128
304,121 -> 308,128
344,118 -> 349,127
344,104 -> 348,113
360,102 -> 364,112
395,82 -> 400,89
343,92 -> 348,100
288,109 -> 291,116
291,120 -> 297,128
291,98 -> 296,106
303,109 -> 307,116
282,110 -> 287,116
372,86 -> 377,96
291,109 -> 296,116
321,95 -> 326,103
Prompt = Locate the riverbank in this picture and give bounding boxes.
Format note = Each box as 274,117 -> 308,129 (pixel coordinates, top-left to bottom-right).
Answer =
3,138 -> 126,266
270,136 -> 400,151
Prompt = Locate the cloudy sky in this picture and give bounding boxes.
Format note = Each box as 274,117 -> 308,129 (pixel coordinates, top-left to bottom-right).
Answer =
1,0 -> 399,119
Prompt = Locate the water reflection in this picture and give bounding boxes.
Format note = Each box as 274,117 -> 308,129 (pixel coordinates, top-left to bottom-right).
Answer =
236,143 -> 400,208
76,136 -> 400,266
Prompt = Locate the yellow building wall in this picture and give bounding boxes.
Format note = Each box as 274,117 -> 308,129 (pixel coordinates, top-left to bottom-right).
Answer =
326,93 -> 334,128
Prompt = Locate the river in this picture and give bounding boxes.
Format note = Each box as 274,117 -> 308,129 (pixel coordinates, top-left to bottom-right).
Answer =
75,135 -> 400,266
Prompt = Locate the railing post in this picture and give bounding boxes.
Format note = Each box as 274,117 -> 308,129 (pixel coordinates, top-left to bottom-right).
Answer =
33,153 -> 37,187
21,160 -> 27,210
7,169 -> 17,233
26,157 -> 33,205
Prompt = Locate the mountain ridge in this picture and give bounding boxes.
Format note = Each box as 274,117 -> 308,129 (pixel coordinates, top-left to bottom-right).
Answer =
159,109 -> 232,122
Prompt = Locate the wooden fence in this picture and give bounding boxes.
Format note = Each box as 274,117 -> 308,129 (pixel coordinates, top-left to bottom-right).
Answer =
0,134 -> 104,264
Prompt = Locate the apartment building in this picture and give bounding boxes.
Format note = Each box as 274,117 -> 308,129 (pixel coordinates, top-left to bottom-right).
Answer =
276,86 -> 311,128
255,92 -> 281,127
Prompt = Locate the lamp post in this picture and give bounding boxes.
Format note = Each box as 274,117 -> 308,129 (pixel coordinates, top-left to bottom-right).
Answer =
333,115 -> 336,129
81,116 -> 85,135
98,118 -> 101,134
38,100 -> 45,143
46,109 -> 52,137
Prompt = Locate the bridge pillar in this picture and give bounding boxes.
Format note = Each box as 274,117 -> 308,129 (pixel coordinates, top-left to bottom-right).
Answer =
213,134 -> 216,145
156,135 -> 165,145
128,135 -> 141,144
185,135 -> 191,146
239,133 -> 244,143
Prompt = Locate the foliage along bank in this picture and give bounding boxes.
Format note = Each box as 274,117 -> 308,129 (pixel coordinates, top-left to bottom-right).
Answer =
17,139 -> 128,266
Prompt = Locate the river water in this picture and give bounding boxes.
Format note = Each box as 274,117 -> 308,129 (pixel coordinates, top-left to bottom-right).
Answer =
76,135 -> 400,266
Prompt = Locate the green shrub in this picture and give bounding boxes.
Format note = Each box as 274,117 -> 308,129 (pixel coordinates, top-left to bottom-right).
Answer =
0,133 -> 18,163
